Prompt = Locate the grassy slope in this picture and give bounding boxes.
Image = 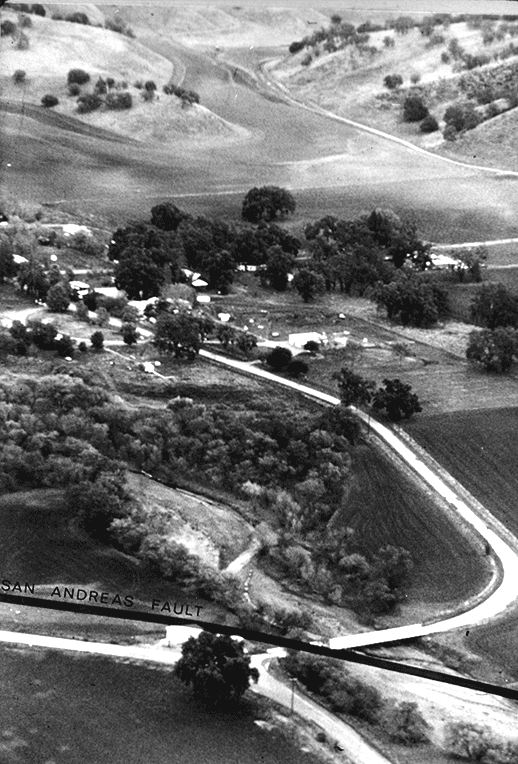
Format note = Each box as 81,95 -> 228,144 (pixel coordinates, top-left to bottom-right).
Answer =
0,10 -> 246,144
0,645 -> 324,764
101,5 -> 332,48
270,19 -> 518,156
0,487 -> 227,638
438,107 -> 518,171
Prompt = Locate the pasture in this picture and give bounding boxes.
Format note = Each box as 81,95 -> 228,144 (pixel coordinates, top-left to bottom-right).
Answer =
0,645 -> 322,764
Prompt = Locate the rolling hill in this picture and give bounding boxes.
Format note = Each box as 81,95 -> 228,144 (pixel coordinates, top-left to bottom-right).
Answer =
0,8 -> 247,145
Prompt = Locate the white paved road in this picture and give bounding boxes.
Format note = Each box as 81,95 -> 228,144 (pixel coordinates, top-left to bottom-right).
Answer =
197,348 -> 518,650
0,628 -> 391,764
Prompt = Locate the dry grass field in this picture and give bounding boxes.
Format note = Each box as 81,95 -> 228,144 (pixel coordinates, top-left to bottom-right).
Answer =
0,645 -> 324,764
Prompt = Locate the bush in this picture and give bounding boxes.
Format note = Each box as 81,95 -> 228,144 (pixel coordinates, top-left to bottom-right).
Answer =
441,51 -> 450,64
90,331 -> 104,350
384,73 -> 403,89
77,93 -> 103,114
141,89 -> 154,102
20,14 -> 32,28
133,80 -> 143,89
55,334 -> 75,358
403,95 -> 429,122
289,40 -> 305,54
443,124 -> 458,141
105,91 -> 132,110
144,80 -> 157,92
68,83 -> 81,97
286,358 -> 309,377
41,94 -> 59,108
1,20 -> 17,36
420,114 -> 439,133
301,53 -> 312,66
383,702 -> 429,744
31,4 -> 45,16
410,73 -> 421,84
65,12 -> 89,24
425,32 -> 444,47
13,70 -> 27,85
78,341 -> 87,353
68,69 -> 90,86
104,18 -> 134,37
383,36 -> 395,48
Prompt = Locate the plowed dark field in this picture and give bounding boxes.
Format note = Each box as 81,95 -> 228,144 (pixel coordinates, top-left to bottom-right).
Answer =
405,408 -> 518,538
404,407 -> 518,676
337,444 -> 489,607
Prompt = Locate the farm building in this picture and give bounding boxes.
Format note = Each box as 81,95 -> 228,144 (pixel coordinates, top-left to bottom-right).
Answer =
288,331 -> 326,348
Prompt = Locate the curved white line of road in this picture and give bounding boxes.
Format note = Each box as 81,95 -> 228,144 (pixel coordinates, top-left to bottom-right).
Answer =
0,626 -> 391,764
3,304 -> 518,651
199,349 -> 518,650
257,60 -> 518,179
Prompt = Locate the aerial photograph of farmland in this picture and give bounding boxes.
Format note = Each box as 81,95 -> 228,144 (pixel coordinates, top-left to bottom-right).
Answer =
3,1 -> 518,761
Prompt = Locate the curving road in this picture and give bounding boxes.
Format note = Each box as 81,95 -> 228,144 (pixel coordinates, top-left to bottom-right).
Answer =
3,301 -> 518,651
195,348 -> 518,650
2,34 -> 518,242
0,627 -> 391,764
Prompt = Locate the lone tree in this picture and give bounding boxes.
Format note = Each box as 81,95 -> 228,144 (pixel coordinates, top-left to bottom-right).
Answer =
334,367 -> 375,408
46,282 -> 70,313
174,631 -> 259,706
372,378 -> 422,421
242,186 -> 296,223
121,322 -> 139,346
90,331 -> 104,351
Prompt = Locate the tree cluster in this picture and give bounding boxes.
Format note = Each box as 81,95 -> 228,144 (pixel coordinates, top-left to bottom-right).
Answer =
374,269 -> 449,328
282,652 -> 384,723
335,366 -> 422,421
466,327 -> 518,372
303,209 -> 430,305
282,651 -> 428,743
288,18 -> 375,58
445,722 -> 518,764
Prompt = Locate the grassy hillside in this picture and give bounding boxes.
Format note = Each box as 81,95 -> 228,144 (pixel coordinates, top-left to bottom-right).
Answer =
0,487 -> 226,638
0,9 -> 247,144
269,17 -> 518,154
438,106 -> 518,170
99,5 -> 333,49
